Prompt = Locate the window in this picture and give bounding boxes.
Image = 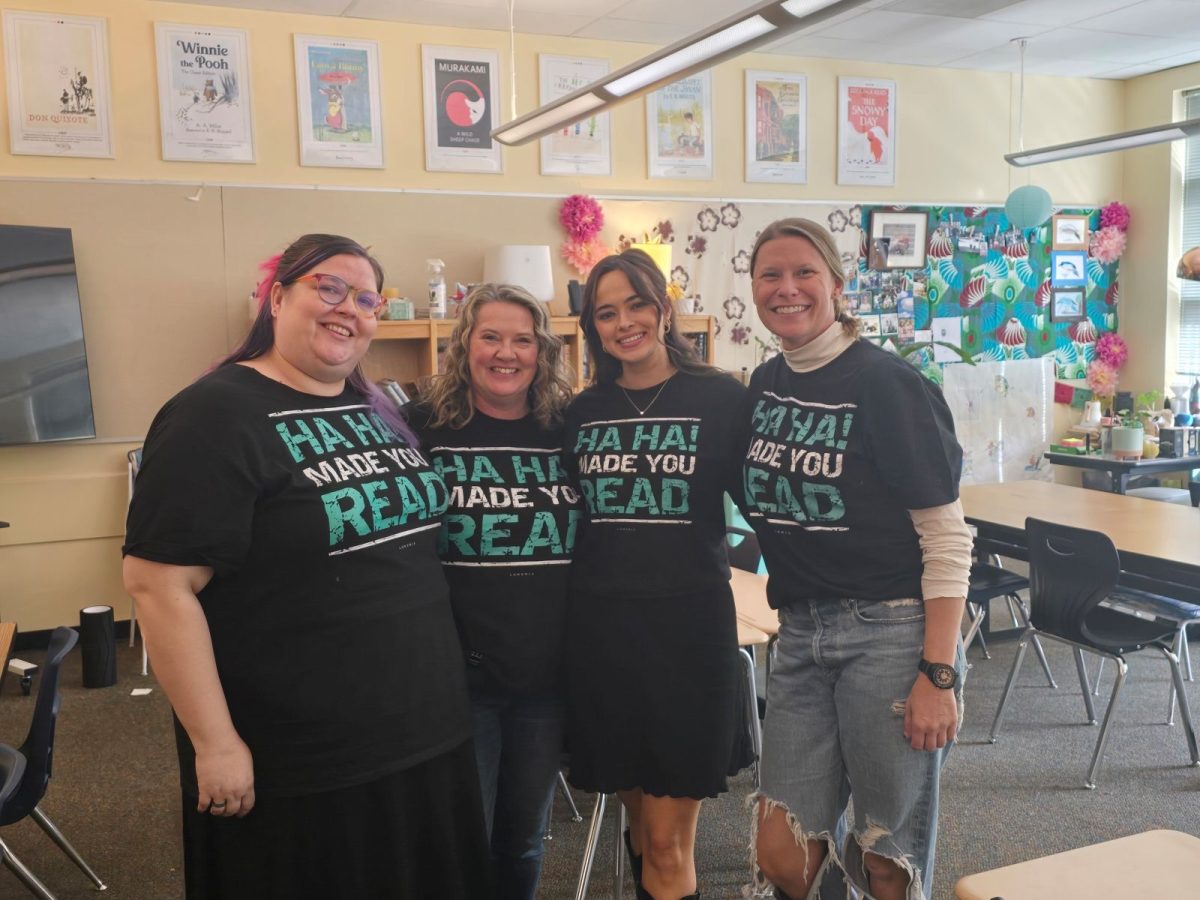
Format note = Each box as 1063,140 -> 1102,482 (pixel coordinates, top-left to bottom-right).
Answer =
1180,90 -> 1200,376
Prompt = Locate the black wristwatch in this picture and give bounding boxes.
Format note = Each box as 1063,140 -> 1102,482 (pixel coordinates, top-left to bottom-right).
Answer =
918,658 -> 958,690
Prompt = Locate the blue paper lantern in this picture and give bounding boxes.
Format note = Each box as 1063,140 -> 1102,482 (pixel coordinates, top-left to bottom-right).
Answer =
1005,185 -> 1053,230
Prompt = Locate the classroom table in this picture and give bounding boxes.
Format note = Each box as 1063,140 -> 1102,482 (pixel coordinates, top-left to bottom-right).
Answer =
1042,451 -> 1199,494
961,480 -> 1200,605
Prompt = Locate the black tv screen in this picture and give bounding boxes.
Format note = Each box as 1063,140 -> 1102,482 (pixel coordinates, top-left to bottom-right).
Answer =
0,224 -> 96,445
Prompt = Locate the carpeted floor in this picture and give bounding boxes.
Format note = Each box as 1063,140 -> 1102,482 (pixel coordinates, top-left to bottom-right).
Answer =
1,613 -> 1198,899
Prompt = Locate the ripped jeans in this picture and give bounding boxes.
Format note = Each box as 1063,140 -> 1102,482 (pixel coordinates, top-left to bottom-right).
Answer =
749,597 -> 963,900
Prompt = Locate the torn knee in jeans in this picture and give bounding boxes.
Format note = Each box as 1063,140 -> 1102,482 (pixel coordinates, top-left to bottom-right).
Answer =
845,819 -> 923,900
743,793 -> 838,900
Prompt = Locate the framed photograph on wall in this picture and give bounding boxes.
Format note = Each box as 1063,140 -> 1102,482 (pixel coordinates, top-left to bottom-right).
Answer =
3,10 -> 114,158
646,70 -> 712,180
745,70 -> 806,184
869,210 -> 927,270
1050,287 -> 1087,323
1051,250 -> 1087,287
155,23 -> 254,163
1052,213 -> 1089,250
837,76 -> 895,186
422,44 -> 502,174
539,54 -> 610,176
294,34 -> 383,168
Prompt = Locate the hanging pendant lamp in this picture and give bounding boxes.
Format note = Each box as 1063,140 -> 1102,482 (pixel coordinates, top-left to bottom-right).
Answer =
1003,39 -> 1051,230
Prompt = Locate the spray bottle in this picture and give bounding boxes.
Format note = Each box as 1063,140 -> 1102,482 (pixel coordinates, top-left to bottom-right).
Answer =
426,259 -> 447,319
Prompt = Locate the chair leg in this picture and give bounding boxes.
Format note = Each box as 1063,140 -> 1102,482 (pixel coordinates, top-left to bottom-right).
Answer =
1092,657 -> 1105,696
0,836 -> 56,900
1011,596 -> 1056,688
574,793 -> 606,900
1169,628 -> 1185,726
962,602 -> 991,659
989,628 -> 1031,743
30,806 -> 107,890
613,801 -> 625,900
128,597 -> 137,648
1073,648 -> 1098,725
1183,625 -> 1194,682
1161,646 -> 1200,767
558,772 -> 582,822
740,646 -> 763,788
1085,657 -> 1128,789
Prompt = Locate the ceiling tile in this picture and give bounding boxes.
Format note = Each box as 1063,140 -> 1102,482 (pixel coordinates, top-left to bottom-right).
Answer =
152,0 -> 353,14
571,17 -> 692,46
606,0 -> 746,26
881,0 -> 1023,17
1082,0 -> 1200,40
979,0 -> 1149,27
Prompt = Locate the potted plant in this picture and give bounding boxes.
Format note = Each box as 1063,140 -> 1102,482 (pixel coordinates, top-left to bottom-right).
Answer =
1134,389 -> 1165,435
1109,409 -> 1144,459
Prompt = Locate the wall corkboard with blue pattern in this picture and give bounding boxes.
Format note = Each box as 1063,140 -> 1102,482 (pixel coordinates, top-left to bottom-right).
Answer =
854,205 -> 1118,380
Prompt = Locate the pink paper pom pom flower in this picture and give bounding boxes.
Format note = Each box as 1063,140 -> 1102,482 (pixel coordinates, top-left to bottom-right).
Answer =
1099,201 -> 1130,231
561,238 -> 610,277
1085,359 -> 1119,399
1094,332 -> 1128,369
559,194 -> 605,243
1089,225 -> 1127,265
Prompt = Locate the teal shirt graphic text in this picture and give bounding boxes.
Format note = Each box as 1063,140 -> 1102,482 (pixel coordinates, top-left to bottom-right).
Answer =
572,420 -> 698,518
743,397 -> 849,524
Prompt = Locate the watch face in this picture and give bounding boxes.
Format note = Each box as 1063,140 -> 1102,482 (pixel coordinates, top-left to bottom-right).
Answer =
930,665 -> 956,688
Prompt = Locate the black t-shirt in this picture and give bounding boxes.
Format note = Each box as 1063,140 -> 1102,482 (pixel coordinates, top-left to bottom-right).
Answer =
410,404 -> 580,698
123,365 -> 471,798
563,371 -> 747,598
739,342 -> 962,608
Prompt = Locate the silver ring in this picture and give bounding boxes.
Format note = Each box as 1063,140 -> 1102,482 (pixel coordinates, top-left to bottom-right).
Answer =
210,800 -> 227,809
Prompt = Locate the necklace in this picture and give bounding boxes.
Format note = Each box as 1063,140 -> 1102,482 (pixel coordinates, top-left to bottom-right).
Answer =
620,373 -> 675,416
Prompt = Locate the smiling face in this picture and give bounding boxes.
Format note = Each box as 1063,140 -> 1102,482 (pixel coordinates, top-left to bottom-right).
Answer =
468,300 -> 538,419
269,253 -> 379,391
591,268 -> 671,377
751,234 -> 843,350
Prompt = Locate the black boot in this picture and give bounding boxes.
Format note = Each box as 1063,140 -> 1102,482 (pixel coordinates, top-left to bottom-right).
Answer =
624,827 -> 644,886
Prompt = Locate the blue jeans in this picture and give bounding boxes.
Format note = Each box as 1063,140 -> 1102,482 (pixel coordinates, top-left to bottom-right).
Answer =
750,597 -> 964,900
471,690 -> 564,900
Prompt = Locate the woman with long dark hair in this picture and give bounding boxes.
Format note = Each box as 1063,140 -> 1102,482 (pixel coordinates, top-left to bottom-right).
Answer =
123,234 -> 492,898
408,283 -> 578,900
563,248 -> 749,900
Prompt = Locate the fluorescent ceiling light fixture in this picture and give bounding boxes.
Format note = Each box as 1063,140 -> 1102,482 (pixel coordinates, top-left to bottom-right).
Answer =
1006,118 -> 1200,167
492,0 -> 869,146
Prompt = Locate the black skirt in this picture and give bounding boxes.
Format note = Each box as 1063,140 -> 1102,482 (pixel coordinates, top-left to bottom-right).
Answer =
182,739 -> 494,899
565,584 -> 752,799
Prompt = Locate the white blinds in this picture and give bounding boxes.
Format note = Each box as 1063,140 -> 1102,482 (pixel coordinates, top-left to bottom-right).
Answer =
1180,90 -> 1200,376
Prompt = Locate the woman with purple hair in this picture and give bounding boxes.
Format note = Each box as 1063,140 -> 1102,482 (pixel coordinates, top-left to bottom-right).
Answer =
123,234 -> 492,898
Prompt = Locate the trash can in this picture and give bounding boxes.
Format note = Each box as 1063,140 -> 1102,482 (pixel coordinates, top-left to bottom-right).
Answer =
79,605 -> 117,688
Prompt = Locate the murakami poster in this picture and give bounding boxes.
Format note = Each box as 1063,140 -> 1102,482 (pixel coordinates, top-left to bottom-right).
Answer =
422,45 -> 502,173
155,23 -> 254,163
646,71 -> 712,180
293,35 -> 383,169
538,54 -> 610,177
2,10 -> 113,158
745,70 -> 806,185
837,76 -> 896,186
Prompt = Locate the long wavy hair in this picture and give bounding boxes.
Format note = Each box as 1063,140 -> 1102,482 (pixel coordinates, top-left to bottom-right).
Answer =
580,248 -> 716,386
215,233 -> 415,443
749,217 -> 862,340
421,283 -> 574,430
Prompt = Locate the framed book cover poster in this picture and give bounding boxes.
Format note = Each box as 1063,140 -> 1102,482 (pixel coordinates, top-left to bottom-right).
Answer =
3,10 -> 113,158
837,76 -> 895,186
422,45 -> 502,174
745,70 -> 806,184
155,23 -> 254,163
539,54 -> 610,176
646,71 -> 713,180
294,34 -> 383,168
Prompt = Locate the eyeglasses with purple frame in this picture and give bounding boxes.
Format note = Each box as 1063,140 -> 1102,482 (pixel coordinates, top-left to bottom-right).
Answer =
293,273 -> 385,318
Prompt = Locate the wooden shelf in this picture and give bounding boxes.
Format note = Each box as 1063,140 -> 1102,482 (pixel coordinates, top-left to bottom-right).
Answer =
364,314 -> 716,392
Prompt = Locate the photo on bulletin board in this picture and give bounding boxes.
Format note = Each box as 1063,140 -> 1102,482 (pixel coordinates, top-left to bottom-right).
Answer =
3,10 -> 114,158
745,70 -> 806,184
422,44 -> 502,174
1050,287 -> 1087,323
294,34 -> 383,168
539,54 -> 610,176
1052,214 -> 1089,250
859,314 -> 882,337
1051,250 -> 1087,287
870,211 -> 927,269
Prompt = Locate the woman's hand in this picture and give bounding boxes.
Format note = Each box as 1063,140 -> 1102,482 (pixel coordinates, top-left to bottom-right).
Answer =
195,735 -> 256,817
903,675 -> 959,751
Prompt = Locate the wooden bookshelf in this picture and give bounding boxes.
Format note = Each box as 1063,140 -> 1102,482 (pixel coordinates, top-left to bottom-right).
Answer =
363,315 -> 715,390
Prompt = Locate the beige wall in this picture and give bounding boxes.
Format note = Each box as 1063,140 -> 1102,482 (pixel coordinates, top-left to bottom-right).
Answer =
0,0 -> 1136,630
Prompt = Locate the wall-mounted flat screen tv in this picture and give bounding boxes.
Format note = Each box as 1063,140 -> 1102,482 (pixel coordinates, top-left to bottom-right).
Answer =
0,224 -> 96,446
